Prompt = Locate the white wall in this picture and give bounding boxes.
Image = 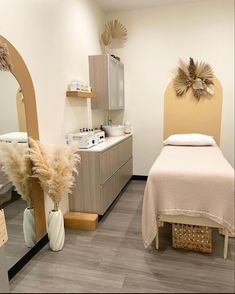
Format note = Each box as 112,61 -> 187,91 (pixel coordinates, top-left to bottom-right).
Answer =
107,0 -> 234,174
0,72 -> 19,134
0,0 -> 106,216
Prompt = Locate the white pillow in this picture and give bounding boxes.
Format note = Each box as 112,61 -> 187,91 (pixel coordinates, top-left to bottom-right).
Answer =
163,133 -> 216,146
0,132 -> 28,143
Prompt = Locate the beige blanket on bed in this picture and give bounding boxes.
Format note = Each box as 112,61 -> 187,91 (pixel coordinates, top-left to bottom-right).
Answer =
142,145 -> 235,248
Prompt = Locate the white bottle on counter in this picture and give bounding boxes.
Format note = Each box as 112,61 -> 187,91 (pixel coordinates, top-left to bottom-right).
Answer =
124,121 -> 131,134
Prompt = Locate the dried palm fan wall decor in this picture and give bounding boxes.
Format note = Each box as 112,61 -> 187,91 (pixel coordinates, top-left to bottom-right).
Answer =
174,57 -> 214,100
101,19 -> 128,49
0,42 -> 12,71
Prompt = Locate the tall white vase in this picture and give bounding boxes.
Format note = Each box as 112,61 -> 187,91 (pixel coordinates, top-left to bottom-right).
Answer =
23,208 -> 36,248
48,209 -> 65,252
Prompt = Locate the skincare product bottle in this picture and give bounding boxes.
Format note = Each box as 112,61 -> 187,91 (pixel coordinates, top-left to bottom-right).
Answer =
124,121 -> 131,134
70,80 -> 80,91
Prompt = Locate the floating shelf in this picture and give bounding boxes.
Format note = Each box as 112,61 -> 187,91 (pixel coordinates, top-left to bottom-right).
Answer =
66,91 -> 96,98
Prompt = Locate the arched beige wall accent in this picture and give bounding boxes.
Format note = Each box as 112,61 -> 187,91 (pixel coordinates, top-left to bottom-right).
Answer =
164,77 -> 223,145
0,35 -> 47,240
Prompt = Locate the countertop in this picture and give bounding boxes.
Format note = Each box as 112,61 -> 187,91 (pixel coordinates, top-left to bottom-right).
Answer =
77,134 -> 132,153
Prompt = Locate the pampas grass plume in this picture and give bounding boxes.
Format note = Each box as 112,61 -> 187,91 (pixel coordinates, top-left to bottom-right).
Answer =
0,43 -> 13,71
0,142 -> 32,207
28,138 -> 80,211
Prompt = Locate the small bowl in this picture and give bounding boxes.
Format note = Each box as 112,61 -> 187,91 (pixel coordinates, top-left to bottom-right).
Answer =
102,125 -> 125,137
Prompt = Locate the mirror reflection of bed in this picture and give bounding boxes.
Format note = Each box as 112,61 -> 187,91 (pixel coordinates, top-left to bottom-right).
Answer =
0,70 -> 29,269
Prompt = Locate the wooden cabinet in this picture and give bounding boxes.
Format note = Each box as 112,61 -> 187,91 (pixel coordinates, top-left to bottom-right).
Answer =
89,54 -> 125,110
70,136 -> 132,215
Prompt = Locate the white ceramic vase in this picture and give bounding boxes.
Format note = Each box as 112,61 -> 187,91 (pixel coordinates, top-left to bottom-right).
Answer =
48,209 -> 65,252
23,207 -> 36,248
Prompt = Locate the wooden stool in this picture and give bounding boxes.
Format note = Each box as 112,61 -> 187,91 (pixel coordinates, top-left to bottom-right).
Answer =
64,212 -> 98,231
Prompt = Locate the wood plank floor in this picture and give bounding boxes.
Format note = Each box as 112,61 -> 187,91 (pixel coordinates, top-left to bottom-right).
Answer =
10,181 -> 235,293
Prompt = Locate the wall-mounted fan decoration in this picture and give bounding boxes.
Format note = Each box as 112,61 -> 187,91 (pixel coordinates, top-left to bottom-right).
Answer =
101,19 -> 127,53
173,57 -> 214,100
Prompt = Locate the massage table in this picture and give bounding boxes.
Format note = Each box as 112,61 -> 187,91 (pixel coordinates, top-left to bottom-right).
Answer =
142,145 -> 234,259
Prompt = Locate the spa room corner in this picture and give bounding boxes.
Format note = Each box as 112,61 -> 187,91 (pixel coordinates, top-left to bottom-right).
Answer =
0,0 -> 234,293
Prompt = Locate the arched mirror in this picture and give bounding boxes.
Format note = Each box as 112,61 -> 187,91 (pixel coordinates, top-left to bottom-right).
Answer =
0,35 -> 47,276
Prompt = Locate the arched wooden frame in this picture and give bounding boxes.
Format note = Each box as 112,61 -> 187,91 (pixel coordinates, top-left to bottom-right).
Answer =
164,77 -> 223,145
0,35 -> 47,240
16,88 -> 27,132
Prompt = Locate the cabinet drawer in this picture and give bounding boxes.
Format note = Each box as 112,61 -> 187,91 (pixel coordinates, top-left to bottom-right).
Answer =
100,137 -> 132,184
99,143 -> 119,184
99,158 -> 133,215
99,170 -> 119,215
119,157 -> 133,189
119,137 -> 132,167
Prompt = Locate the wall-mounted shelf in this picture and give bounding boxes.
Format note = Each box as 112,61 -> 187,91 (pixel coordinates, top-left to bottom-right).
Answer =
66,91 -> 96,99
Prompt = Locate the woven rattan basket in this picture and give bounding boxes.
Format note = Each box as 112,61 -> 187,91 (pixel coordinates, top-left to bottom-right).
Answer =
172,223 -> 212,253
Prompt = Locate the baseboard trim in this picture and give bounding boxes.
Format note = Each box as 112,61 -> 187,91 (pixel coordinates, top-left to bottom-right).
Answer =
132,175 -> 148,181
8,234 -> 49,281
